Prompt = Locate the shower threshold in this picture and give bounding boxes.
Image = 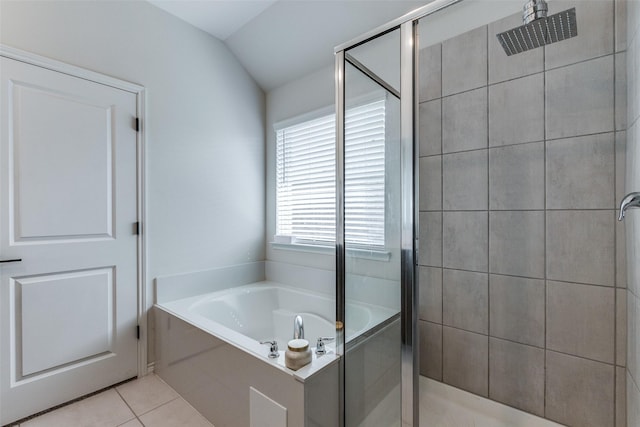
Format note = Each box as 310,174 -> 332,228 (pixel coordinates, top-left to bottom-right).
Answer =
420,377 -> 563,427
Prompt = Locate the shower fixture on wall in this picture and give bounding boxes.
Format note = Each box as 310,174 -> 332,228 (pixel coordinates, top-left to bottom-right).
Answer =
496,0 -> 577,56
619,192 -> 640,221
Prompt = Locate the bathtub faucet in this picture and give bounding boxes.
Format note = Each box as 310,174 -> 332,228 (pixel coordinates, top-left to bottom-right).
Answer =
293,315 -> 304,339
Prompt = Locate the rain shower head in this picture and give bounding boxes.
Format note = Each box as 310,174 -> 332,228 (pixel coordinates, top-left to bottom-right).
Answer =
496,0 -> 577,56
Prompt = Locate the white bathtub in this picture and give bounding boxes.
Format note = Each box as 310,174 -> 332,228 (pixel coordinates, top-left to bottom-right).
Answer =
157,281 -> 397,378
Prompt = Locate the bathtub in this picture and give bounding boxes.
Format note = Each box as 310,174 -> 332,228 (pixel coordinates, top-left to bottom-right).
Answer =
154,280 -> 398,426
158,281 -> 397,376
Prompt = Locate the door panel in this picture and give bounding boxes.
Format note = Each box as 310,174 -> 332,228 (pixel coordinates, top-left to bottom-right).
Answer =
18,267 -> 114,377
12,81 -> 114,240
0,56 -> 139,425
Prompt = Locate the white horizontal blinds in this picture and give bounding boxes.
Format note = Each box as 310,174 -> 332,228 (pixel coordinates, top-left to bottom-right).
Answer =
344,99 -> 385,248
277,114 -> 336,243
276,99 -> 385,247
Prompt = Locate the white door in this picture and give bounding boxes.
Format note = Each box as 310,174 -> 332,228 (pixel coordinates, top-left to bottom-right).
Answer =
0,56 -> 139,425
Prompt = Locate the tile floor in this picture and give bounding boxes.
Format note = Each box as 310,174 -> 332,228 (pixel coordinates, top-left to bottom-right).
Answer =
11,374 -> 562,427
13,374 -> 213,427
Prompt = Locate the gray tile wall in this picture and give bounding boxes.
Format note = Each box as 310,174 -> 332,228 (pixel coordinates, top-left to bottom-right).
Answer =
417,2 -> 629,426
625,1 -> 640,426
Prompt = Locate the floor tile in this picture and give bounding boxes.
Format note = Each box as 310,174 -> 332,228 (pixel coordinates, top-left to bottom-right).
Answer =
21,389 -> 134,427
118,419 -> 143,427
138,398 -> 214,427
116,374 -> 179,416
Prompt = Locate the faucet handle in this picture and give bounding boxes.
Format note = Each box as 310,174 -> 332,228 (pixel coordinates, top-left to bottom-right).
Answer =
260,340 -> 279,358
315,337 -> 335,355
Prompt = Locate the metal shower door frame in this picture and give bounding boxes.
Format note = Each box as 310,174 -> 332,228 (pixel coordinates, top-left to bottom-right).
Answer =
335,1 -> 470,425
334,18 -> 419,427
399,21 -> 419,427
334,0 -> 463,54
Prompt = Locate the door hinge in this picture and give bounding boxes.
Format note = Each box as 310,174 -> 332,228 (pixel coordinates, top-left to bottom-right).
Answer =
135,117 -> 140,132
136,325 -> 140,340
134,222 -> 140,235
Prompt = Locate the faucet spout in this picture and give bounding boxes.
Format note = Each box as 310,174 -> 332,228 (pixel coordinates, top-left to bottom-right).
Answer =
293,315 -> 304,340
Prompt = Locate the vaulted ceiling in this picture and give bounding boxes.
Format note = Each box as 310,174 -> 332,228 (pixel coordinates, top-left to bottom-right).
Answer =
149,0 -> 428,91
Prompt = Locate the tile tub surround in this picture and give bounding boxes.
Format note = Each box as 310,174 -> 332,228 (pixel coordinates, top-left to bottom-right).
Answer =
418,1 -> 627,426
345,319 -> 402,426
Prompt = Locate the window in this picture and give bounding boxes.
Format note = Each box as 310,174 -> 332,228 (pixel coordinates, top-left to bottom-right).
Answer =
276,99 -> 386,248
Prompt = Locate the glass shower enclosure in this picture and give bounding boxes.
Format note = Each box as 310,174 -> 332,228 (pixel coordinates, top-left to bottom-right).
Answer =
336,0 -> 631,426
335,19 -> 419,427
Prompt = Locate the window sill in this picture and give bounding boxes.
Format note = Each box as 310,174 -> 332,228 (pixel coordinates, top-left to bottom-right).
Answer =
270,242 -> 391,262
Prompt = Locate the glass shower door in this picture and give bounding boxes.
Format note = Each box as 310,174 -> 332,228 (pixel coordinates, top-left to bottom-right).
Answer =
336,24 -> 417,427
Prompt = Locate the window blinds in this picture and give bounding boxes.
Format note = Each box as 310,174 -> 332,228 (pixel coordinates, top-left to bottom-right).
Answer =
276,99 -> 386,248
344,100 -> 386,247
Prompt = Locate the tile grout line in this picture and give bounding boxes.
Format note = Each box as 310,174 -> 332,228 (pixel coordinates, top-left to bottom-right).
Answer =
424,258 -> 619,289
113,376 -> 201,427
418,129 -> 619,159
485,21 -> 491,400
543,37 -> 548,420
439,50 -> 619,100
439,320 -> 621,367
422,207 -> 621,213
113,385 -> 139,425
439,40 -> 445,383
137,396 -> 182,418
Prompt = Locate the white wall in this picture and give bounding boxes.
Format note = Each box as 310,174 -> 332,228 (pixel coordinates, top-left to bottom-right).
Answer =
266,65 -> 336,270
0,0 -> 265,361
